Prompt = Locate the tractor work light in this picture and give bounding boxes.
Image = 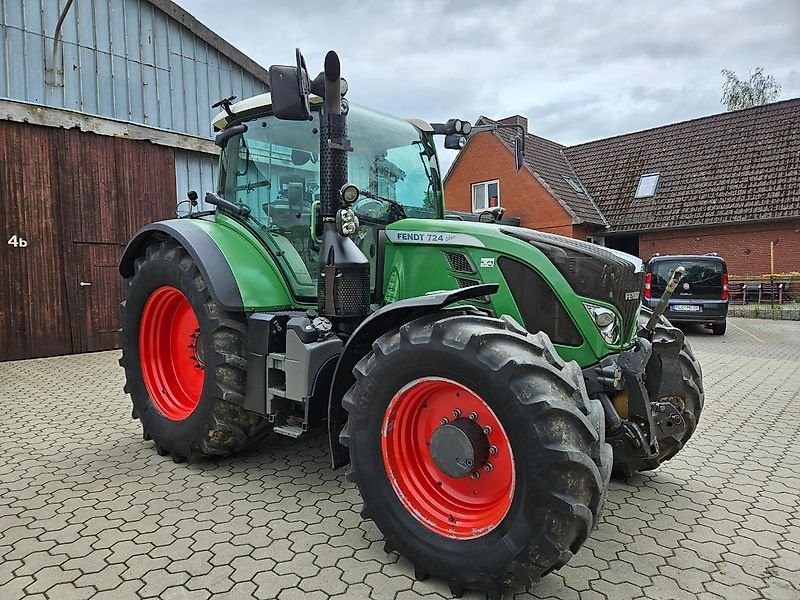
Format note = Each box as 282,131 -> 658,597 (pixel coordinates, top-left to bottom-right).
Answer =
336,207 -> 359,236
583,303 -> 619,344
444,134 -> 467,150
339,183 -> 360,205
446,118 -> 463,134
430,119 -> 472,137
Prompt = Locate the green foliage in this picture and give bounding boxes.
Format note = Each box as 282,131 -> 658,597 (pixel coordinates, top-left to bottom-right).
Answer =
721,68 -> 781,110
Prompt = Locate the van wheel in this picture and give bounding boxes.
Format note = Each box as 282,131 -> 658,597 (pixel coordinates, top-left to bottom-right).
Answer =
711,322 -> 726,335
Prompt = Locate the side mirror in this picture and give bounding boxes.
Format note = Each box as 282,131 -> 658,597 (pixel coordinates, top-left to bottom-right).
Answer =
270,48 -> 312,121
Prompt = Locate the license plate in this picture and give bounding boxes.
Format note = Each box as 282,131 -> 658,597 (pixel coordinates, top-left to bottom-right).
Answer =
672,305 -> 702,312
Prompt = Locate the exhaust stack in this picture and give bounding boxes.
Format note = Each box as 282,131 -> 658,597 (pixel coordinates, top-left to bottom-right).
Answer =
317,51 -> 370,331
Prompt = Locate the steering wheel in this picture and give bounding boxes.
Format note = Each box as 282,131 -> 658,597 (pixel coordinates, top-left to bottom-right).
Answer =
352,197 -> 388,219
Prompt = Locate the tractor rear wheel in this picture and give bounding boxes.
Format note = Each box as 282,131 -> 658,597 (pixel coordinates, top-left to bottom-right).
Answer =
119,238 -> 269,462
340,312 -> 612,596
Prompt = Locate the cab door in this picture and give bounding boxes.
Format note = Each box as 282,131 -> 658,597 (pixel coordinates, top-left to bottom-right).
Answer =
220,112 -> 321,300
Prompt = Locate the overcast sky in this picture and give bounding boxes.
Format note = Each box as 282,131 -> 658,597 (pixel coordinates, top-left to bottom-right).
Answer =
177,0 -> 800,170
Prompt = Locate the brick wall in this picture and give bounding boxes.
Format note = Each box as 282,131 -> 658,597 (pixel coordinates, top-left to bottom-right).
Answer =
444,133 -> 584,238
639,220 -> 800,277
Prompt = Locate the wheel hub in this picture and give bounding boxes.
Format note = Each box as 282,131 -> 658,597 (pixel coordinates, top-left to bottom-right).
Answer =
429,418 -> 489,478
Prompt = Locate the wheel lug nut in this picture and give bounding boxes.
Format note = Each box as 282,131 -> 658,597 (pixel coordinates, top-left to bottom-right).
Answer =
465,459 -> 473,467
440,417 -> 448,425
468,412 -> 478,421
484,463 -> 493,472
489,445 -> 498,455
453,408 -> 462,418
483,425 -> 492,435
470,471 -> 480,480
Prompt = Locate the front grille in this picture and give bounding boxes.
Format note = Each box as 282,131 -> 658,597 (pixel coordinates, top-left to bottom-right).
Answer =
501,227 -> 644,340
455,277 -> 490,303
444,251 -> 476,274
498,258 -> 583,346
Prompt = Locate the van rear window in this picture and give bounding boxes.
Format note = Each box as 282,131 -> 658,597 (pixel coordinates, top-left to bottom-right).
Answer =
653,260 -> 723,287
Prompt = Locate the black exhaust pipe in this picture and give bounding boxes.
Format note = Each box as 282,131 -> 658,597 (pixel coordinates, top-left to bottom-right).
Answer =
317,51 -> 370,331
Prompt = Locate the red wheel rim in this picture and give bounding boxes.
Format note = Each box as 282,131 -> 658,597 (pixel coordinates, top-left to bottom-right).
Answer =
381,378 -> 515,539
139,286 -> 205,421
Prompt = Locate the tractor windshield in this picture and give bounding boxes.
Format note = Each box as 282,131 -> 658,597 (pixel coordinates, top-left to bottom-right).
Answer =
218,103 -> 442,299
347,104 -> 443,222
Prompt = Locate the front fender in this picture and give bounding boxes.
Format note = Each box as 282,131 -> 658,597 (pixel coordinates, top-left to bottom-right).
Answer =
326,284 -> 498,468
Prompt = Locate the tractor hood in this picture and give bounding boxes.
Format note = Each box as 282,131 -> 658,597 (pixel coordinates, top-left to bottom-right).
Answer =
500,226 -> 644,340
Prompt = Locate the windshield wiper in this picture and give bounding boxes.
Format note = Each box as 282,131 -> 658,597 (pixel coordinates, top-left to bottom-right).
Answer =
359,189 -> 407,220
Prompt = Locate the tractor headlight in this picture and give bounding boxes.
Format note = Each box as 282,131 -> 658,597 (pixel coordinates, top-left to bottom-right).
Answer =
461,121 -> 472,135
336,207 -> 359,237
584,303 -> 619,345
339,182 -> 359,205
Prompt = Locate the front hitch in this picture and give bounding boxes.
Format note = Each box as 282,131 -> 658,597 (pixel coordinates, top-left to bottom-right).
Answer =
605,315 -> 692,474
643,265 -> 685,334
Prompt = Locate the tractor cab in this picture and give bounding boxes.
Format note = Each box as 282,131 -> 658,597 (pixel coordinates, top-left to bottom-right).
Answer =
211,95 -> 445,299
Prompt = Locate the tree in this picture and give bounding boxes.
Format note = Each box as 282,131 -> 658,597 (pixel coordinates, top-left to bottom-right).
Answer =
721,68 -> 781,110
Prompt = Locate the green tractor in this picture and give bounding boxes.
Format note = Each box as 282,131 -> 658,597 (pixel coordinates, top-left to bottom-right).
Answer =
119,49 -> 703,597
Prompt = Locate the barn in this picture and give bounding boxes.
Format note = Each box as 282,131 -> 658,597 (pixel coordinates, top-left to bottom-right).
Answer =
0,0 -> 268,361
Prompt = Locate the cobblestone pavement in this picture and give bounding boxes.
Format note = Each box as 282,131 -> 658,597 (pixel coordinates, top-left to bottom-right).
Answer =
1,317 -> 799,600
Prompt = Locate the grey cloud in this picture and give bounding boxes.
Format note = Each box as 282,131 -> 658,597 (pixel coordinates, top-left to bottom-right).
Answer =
178,0 -> 800,163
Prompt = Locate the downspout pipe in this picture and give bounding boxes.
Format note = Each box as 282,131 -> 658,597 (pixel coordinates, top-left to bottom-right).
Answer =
51,0 -> 76,87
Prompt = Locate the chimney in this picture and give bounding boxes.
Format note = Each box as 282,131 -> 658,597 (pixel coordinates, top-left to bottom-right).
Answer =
498,115 -> 528,133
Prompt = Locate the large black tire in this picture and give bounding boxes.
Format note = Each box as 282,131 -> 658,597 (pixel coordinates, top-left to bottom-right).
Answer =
340,312 -> 612,597
119,238 -> 269,462
711,322 -> 727,335
637,309 -> 704,466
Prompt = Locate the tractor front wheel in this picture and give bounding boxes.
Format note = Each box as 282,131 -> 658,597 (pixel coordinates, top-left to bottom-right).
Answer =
120,238 -> 269,462
341,312 -> 612,596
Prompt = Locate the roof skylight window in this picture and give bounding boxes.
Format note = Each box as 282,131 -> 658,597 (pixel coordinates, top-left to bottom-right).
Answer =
635,173 -> 660,198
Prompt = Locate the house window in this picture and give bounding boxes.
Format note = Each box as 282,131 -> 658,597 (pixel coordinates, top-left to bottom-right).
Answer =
635,173 -> 660,198
472,180 -> 500,212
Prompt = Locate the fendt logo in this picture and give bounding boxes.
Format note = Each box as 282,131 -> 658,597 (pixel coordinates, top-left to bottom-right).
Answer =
625,291 -> 640,301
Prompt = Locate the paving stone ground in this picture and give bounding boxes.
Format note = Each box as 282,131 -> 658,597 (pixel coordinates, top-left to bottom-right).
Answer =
1,317 -> 799,600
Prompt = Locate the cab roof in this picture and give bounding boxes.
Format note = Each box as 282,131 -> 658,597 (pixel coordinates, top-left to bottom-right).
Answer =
212,93 -> 434,133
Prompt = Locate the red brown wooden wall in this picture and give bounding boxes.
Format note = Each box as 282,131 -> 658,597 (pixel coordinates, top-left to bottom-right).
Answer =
0,121 -> 176,361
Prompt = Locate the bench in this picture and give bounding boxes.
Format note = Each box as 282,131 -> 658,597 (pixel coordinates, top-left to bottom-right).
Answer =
758,282 -> 785,304
728,283 -> 747,304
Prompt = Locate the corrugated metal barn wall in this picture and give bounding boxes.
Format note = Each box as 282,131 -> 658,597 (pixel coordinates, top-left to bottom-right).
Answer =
0,0 -> 267,139
174,149 -> 217,210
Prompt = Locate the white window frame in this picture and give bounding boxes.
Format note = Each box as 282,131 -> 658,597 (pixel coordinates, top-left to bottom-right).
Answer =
635,172 -> 661,198
471,179 -> 500,213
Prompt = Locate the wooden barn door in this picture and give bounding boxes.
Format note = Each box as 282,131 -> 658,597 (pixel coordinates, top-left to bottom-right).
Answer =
1,122 -> 177,360
59,131 -> 176,354
0,122 -> 73,361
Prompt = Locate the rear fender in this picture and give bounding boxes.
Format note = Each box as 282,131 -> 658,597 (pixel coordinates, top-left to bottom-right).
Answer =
327,284 -> 499,468
120,219 -> 295,311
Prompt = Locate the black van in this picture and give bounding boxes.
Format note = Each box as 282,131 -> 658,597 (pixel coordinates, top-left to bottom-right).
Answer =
644,253 -> 729,335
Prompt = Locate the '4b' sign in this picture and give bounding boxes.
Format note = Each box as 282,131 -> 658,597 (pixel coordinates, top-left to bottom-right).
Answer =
7,235 -> 28,248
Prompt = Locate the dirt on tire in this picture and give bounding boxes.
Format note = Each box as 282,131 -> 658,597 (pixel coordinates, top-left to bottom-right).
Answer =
119,237 -> 269,462
340,311 -> 612,597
